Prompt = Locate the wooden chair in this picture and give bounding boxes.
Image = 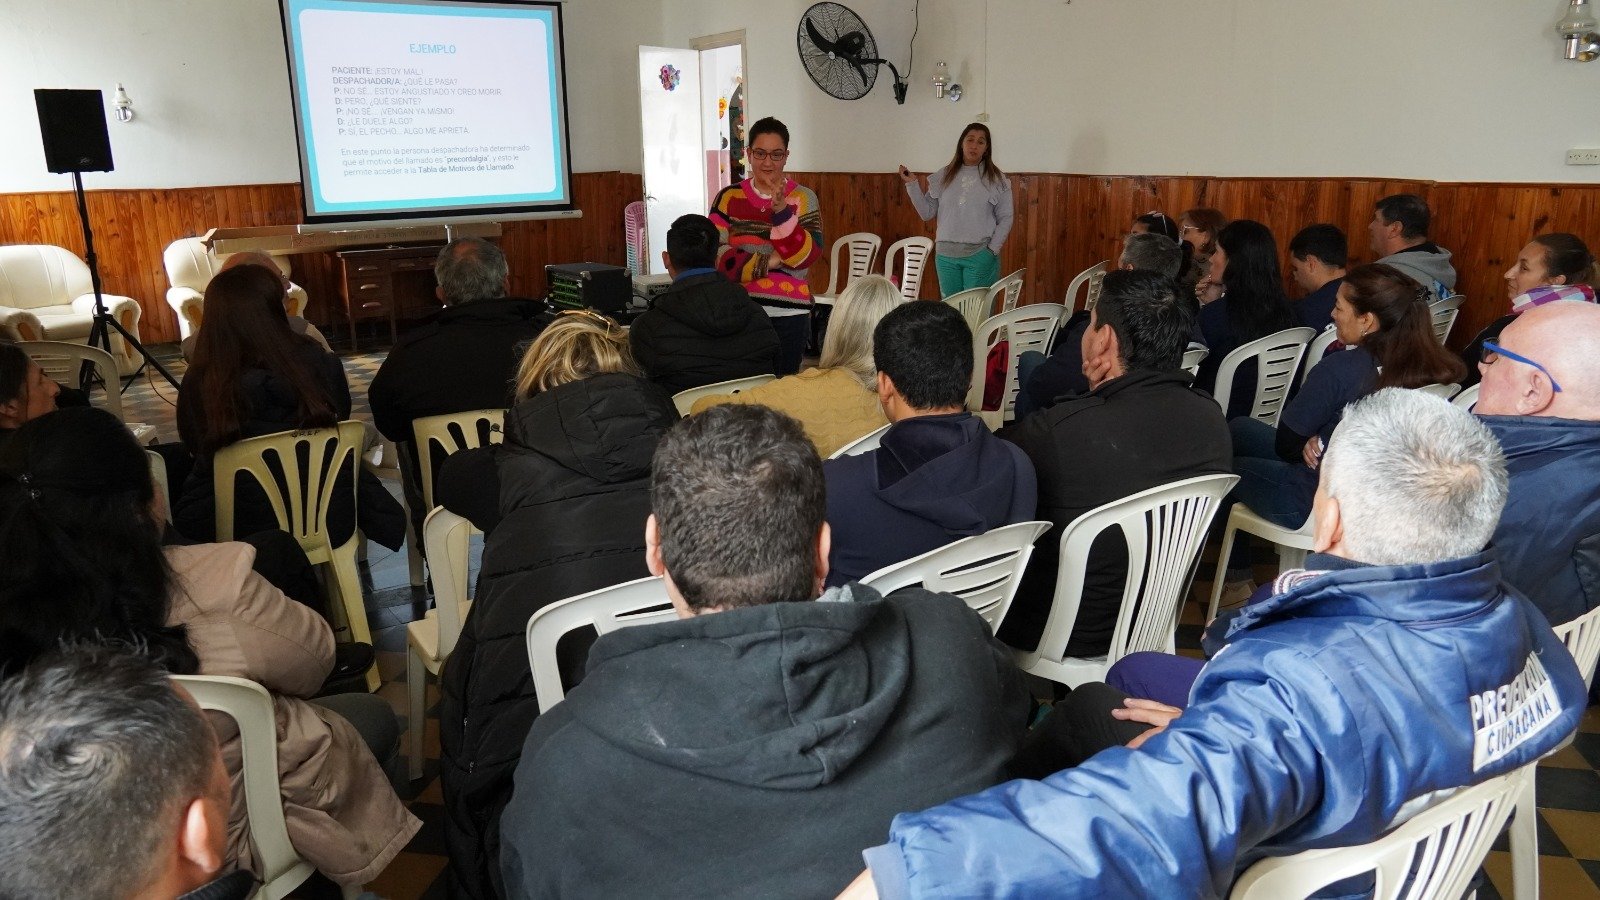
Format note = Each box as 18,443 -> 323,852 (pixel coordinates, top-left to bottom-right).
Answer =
860,521 -> 1053,632
814,232 -> 882,306
967,304 -> 1068,430
1018,474 -> 1238,688
405,507 -> 475,780
213,421 -> 378,691
985,267 -> 1026,314
671,374 -> 777,416
1213,327 -> 1317,426
1063,260 -> 1109,316
883,236 -> 935,301
828,423 -> 891,459
525,576 -> 677,712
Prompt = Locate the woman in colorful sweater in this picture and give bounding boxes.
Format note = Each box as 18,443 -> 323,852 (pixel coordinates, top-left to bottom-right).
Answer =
709,116 -> 823,376
899,123 -> 1014,298
1459,233 -> 1596,386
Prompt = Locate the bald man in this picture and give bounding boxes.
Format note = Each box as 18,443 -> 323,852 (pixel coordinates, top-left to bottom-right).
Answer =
1474,299 -> 1600,626
181,252 -> 329,358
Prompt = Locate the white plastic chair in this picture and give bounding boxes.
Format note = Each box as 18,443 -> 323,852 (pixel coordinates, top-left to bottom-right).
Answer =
1299,327 -> 1341,389
404,409 -> 504,586
405,507 -> 475,779
985,267 -> 1026,314
214,421 -> 378,691
1213,327 -> 1317,425
1206,504 -> 1316,623
943,287 -> 990,332
815,232 -> 882,306
1414,383 -> 1462,401
828,423 -> 891,459
624,200 -> 647,275
1181,345 -> 1209,379
1429,294 -> 1466,346
1229,764 -> 1533,900
525,575 -> 677,712
1018,474 -> 1239,688
883,236 -> 935,301
860,521 -> 1052,631
967,303 -> 1068,430
148,450 -> 171,525
173,675 -> 325,900
1063,260 -> 1109,316
672,374 -> 777,416
16,339 -> 123,420
1452,383 -> 1480,410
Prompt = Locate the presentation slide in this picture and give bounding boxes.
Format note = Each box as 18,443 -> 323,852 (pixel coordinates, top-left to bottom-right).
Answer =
280,0 -> 573,222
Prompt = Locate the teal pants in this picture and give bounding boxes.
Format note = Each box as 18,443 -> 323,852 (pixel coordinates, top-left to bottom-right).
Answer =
935,248 -> 1000,298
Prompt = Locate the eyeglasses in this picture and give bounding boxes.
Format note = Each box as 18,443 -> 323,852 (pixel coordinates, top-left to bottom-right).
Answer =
1180,224 -> 1202,234
748,149 -> 789,162
1482,341 -> 1563,392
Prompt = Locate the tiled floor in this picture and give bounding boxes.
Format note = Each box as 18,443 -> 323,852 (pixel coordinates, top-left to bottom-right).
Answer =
111,344 -> 1600,899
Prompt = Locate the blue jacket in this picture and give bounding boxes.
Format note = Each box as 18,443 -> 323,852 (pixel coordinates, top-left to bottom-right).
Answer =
1483,414 -> 1600,626
868,552 -> 1586,899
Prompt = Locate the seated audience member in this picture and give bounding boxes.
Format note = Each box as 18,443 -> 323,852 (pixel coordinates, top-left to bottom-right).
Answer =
1474,300 -> 1600,627
1017,231 -> 1186,415
1178,206 -> 1227,300
1194,219 -> 1299,417
1287,223 -> 1348,331
0,408 -> 418,889
1221,264 -> 1464,599
824,301 -> 1036,586
843,389 -> 1586,899
181,251 -> 331,359
0,342 -> 60,441
998,270 -> 1230,656
432,311 -> 677,899
0,646 -> 249,900
1368,193 -> 1456,301
173,265 -> 405,549
691,274 -> 897,457
1460,233 -> 1596,385
368,237 -> 546,444
629,213 -> 780,392
500,404 -> 1030,900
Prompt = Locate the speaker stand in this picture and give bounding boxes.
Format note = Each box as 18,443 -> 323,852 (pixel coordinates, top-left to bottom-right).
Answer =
70,170 -> 178,394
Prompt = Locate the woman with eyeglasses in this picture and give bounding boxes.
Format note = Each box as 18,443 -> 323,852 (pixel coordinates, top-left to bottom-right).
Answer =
898,122 -> 1015,299
431,311 -> 678,896
710,116 -> 823,377
1179,207 -> 1228,302
1459,233 -> 1596,386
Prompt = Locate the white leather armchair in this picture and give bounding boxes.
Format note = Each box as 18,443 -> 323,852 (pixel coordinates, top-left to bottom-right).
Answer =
163,237 -> 309,340
0,244 -> 142,372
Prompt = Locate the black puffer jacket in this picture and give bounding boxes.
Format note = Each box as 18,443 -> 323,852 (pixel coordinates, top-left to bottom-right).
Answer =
628,272 -> 779,393
435,372 -> 677,900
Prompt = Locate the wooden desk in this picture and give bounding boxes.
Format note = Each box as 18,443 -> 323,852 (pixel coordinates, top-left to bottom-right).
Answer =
336,245 -> 447,350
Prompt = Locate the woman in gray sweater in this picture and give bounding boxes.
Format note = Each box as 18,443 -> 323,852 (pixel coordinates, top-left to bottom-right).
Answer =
899,123 -> 1015,297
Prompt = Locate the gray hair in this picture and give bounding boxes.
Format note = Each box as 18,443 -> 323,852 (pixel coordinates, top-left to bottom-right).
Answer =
434,237 -> 509,305
1119,232 -> 1184,280
0,645 -> 218,900
1321,388 -> 1507,566
820,274 -> 902,390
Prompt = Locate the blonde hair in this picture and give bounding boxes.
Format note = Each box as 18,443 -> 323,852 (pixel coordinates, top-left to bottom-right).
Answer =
819,274 -> 902,389
514,312 -> 638,398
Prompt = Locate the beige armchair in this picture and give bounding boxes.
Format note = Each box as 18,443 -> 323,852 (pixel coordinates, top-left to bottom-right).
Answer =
0,244 -> 143,372
163,237 -> 309,341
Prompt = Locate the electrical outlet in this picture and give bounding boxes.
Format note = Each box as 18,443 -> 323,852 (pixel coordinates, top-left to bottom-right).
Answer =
1566,148 -> 1600,165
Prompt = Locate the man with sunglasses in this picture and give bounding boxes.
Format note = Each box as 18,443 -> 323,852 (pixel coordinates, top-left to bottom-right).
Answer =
1474,299 -> 1600,628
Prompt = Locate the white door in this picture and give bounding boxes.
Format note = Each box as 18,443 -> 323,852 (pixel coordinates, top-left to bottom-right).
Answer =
638,46 -> 704,276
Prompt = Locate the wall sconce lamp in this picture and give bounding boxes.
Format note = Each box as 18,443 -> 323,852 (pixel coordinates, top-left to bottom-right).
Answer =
1556,0 -> 1600,61
931,61 -> 963,102
112,83 -> 134,122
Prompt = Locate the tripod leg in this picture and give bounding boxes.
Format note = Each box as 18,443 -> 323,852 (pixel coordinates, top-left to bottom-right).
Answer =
101,314 -> 179,390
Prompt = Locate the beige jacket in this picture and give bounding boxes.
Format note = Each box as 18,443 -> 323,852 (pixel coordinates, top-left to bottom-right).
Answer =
690,366 -> 887,457
165,542 -> 421,887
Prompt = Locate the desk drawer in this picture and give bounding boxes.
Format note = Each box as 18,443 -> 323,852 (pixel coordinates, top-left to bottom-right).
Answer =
351,297 -> 391,321
346,279 -> 393,303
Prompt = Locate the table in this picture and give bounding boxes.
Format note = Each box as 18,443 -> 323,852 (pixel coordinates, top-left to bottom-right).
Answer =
336,245 -> 448,350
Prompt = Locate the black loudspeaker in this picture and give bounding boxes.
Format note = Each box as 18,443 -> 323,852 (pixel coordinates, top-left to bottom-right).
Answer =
34,89 -> 114,174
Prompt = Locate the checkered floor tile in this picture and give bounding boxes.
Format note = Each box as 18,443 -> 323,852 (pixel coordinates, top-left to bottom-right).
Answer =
106,343 -> 1600,899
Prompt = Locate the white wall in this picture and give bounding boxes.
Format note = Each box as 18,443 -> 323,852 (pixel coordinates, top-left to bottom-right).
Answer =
658,0 -> 1600,184
0,0 -> 658,193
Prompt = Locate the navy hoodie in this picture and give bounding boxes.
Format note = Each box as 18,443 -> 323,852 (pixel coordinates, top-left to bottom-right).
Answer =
822,412 -> 1036,587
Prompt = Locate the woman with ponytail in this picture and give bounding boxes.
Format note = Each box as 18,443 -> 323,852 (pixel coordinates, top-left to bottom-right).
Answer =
1460,233 -> 1597,384
0,406 -> 418,889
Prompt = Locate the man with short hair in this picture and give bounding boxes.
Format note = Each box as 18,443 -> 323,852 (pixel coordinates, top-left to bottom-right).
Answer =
0,646 -> 246,900
1287,223 -> 1348,331
1474,299 -> 1600,626
1000,269 -> 1230,656
499,404 -> 1029,900
843,389 -> 1587,899
367,237 -> 547,444
1017,232 -> 1189,414
628,213 -> 779,393
1368,193 -> 1456,300
823,301 -> 1035,586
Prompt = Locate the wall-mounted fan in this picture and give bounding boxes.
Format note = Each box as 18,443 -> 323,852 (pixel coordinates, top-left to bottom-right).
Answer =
796,2 -> 908,104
